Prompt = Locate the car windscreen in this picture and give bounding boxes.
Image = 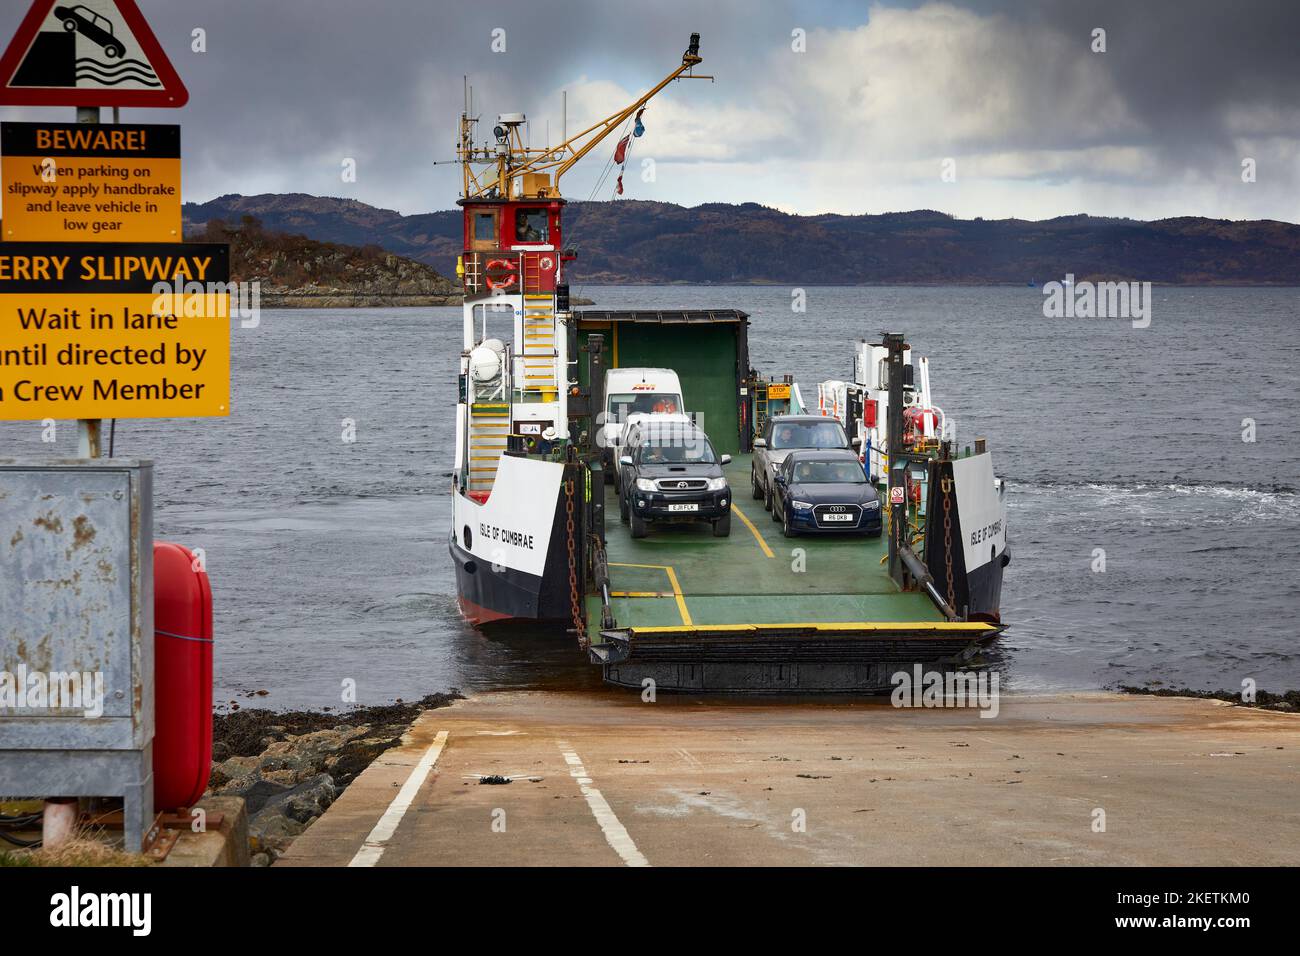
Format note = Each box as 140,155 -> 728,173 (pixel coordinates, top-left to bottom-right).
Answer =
640,435 -> 716,465
790,460 -> 866,484
770,420 -> 848,450
608,392 -> 682,420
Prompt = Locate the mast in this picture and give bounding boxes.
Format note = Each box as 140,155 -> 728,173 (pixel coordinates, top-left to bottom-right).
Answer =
457,33 -> 707,202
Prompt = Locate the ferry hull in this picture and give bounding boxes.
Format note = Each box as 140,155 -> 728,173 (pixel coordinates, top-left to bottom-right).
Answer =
449,454 -> 574,629
449,532 -> 570,627
923,453 -> 1010,623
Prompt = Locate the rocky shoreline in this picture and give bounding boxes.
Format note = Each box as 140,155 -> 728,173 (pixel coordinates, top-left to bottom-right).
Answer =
261,292 -> 594,308
261,291 -> 461,308
1118,685 -> 1298,711
206,693 -> 460,866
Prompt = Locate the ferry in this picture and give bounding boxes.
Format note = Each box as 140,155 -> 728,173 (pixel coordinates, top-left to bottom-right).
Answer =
448,34 -> 1009,691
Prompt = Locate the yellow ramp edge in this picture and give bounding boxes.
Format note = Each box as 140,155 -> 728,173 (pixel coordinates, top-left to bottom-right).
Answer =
629,621 -> 999,636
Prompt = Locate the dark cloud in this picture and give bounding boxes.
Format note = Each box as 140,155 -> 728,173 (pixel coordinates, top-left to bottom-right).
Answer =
0,1 -> 1295,220
977,0 -> 1300,143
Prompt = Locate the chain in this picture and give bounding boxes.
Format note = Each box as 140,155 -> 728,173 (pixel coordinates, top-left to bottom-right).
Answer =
941,474 -> 956,613
565,475 -> 587,648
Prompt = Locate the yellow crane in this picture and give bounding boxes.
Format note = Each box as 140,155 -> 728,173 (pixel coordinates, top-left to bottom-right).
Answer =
457,33 -> 708,201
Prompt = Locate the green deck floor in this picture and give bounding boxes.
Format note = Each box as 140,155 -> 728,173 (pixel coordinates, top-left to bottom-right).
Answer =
588,454 -> 944,631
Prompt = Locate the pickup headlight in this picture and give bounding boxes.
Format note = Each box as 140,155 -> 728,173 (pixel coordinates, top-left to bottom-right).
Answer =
635,478 -> 657,492
791,499 -> 813,511
706,477 -> 727,491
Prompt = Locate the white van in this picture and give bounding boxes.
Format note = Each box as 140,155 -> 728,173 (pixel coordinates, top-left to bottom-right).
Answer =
601,367 -> 686,481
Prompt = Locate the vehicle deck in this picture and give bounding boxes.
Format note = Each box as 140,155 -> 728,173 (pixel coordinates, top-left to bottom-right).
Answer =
586,455 -> 997,690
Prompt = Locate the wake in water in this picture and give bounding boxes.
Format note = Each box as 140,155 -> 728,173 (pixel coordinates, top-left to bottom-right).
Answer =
1008,478 -> 1300,523
1007,476 -> 1297,496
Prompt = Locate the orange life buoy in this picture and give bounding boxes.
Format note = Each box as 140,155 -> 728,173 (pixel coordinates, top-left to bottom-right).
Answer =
485,258 -> 518,291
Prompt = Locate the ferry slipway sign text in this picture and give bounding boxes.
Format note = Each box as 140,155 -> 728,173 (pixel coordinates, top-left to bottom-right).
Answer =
0,243 -> 230,419
0,0 -> 188,107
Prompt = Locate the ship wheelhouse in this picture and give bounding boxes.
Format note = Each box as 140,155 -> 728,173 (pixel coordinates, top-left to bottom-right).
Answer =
456,194 -> 570,500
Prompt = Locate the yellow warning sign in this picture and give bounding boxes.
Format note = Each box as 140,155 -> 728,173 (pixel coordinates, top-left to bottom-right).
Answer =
2,121 -> 180,241
0,242 -> 230,419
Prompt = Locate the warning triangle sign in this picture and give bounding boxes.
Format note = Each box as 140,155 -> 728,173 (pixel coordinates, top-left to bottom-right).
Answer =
0,0 -> 188,107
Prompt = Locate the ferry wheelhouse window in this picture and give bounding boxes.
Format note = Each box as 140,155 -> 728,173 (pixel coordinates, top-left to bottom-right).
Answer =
473,212 -> 496,243
515,207 -> 548,243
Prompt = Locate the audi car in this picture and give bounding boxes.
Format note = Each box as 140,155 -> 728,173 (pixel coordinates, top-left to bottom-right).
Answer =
770,449 -> 882,538
618,420 -> 732,538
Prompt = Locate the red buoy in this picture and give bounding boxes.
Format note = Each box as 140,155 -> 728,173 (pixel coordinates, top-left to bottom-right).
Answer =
152,542 -> 213,811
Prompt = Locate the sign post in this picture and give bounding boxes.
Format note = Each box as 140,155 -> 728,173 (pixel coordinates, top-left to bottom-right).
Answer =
76,105 -> 102,456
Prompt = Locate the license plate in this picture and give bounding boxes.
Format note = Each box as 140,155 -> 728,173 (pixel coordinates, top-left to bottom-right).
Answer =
821,513 -> 854,522
668,503 -> 699,512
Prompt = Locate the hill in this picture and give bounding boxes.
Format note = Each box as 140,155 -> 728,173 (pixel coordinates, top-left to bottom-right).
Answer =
183,194 -> 1300,286
189,215 -> 457,307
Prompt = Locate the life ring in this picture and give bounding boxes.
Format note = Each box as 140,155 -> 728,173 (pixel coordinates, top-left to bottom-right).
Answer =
485,258 -> 518,291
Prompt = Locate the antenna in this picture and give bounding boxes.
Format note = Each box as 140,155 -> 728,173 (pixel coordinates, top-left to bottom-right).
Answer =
458,34 -> 707,200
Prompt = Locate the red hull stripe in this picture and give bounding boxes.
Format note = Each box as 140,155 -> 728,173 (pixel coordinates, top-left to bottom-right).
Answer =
457,595 -> 516,626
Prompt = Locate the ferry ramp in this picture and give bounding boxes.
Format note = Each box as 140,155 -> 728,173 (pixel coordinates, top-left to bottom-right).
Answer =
587,454 -> 999,691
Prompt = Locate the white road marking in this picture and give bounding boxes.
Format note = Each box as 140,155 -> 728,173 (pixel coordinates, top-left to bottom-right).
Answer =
558,740 -> 650,867
348,730 -> 449,867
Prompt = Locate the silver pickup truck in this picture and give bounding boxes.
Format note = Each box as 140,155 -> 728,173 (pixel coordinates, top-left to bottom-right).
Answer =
750,414 -> 858,511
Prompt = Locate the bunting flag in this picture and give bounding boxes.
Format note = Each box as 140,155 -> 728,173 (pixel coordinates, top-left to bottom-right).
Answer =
612,109 -> 646,199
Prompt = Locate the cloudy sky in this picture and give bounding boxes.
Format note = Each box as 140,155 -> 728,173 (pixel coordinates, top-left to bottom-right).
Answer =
4,0 -> 1298,221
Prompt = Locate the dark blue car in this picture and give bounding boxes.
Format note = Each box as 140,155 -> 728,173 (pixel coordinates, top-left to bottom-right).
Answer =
770,449 -> 882,538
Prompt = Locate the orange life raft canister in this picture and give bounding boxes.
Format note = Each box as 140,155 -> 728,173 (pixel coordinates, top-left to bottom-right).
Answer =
152,541 -> 214,810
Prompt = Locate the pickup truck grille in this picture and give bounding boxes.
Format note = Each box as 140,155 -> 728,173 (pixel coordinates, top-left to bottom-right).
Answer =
655,478 -> 708,491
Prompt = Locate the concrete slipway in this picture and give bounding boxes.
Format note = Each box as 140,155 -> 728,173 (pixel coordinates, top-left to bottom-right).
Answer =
276,691 -> 1299,867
